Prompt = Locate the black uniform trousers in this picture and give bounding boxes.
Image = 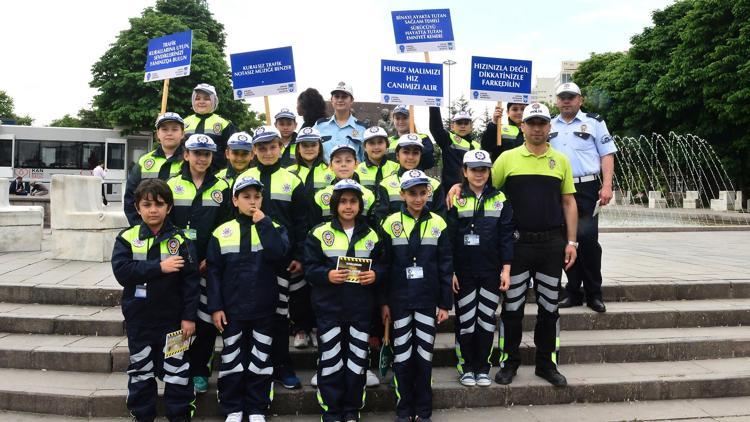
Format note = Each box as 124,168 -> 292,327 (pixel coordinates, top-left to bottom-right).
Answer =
391,307 -> 437,420
289,279 -> 316,334
315,318 -> 371,422
126,324 -> 195,421
272,272 -> 293,373
189,277 -> 217,378
499,235 -> 564,371
454,272 -> 501,375
217,317 -> 274,416
564,179 -> 603,302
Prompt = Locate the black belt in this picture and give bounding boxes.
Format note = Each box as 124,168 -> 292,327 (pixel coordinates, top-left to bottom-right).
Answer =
514,228 -> 563,243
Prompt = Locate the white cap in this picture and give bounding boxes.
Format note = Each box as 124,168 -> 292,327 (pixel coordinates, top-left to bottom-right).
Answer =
296,126 -> 322,142
329,144 -> 357,160
252,126 -> 281,144
396,133 -> 423,150
274,108 -> 296,121
333,178 -> 363,193
233,177 -> 264,195
155,112 -> 184,128
363,126 -> 389,142
392,105 -> 409,116
400,169 -> 430,190
227,132 -> 253,150
463,150 -> 492,168
556,82 -> 581,96
522,103 -> 552,122
331,81 -> 353,97
451,110 -> 472,122
185,134 -> 217,152
192,83 -> 219,113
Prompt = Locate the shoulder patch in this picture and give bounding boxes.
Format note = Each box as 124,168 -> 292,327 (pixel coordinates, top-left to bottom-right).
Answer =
586,112 -> 604,122
548,132 -> 558,140
167,238 -> 180,255
132,238 -> 145,248
390,221 -> 403,237
315,117 -> 329,125
143,158 -> 155,170
211,189 -> 223,204
321,192 -> 332,206
322,230 -> 335,247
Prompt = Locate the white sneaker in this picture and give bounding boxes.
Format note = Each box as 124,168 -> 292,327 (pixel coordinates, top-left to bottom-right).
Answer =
366,369 -> 380,387
225,412 -> 242,422
311,373 -> 318,387
459,372 -> 476,386
249,415 -> 266,422
475,373 -> 492,387
293,331 -> 309,349
310,329 -> 318,348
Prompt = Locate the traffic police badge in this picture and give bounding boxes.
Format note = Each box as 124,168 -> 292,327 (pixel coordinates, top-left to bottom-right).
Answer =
457,196 -> 467,207
580,124 -> 588,133
143,158 -> 155,170
211,190 -> 223,204
391,221 -> 403,237
321,192 -> 332,206
322,230 -> 335,247
213,122 -> 223,134
431,226 -> 441,238
324,173 -> 334,183
174,185 -> 185,195
493,200 -> 504,210
364,239 -> 375,250
282,183 -> 292,193
221,226 -> 233,238
167,238 -> 180,255
548,158 -> 557,170
132,238 -> 145,248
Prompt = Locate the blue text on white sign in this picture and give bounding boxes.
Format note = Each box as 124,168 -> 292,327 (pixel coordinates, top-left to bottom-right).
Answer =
381,59 -> 443,107
391,9 -> 455,54
230,46 -> 296,99
470,56 -> 532,103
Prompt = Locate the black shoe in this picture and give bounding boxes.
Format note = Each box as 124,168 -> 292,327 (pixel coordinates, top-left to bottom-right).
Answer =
588,298 -> 607,313
558,296 -> 583,308
494,365 -> 517,385
535,367 -> 567,387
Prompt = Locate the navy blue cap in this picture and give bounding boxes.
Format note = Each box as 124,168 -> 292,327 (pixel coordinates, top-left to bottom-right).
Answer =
233,177 -> 264,195
329,144 -> 357,160
400,169 -> 430,190
297,126 -> 322,143
185,134 -> 217,152
333,178 -> 363,193
252,126 -> 281,144
227,132 -> 253,150
274,108 -> 296,121
155,112 -> 184,128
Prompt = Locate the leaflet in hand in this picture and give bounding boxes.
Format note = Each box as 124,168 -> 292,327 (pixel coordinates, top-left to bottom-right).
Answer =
336,256 -> 373,283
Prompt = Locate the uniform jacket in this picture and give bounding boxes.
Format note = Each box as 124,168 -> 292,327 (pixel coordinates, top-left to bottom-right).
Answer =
112,221 -> 200,328
206,214 -> 289,320
380,206 -> 453,311
428,107 -> 481,189
123,145 -> 184,226
304,216 -> 385,321
447,183 -> 514,276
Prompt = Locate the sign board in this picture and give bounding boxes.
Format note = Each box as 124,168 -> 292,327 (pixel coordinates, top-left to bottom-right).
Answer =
470,56 -> 532,103
381,60 -> 443,107
230,46 -> 296,99
391,9 -> 455,53
144,30 -> 192,82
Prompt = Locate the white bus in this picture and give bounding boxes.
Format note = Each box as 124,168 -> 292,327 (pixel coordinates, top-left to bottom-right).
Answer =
0,125 -> 153,202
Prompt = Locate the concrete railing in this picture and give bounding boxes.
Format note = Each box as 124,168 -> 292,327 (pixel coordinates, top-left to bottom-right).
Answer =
648,191 -> 667,209
0,178 -> 44,252
50,175 -> 128,261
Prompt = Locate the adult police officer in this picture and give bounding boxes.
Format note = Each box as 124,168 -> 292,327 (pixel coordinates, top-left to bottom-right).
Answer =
550,82 -> 617,313
386,105 -> 436,170
491,102 -> 578,387
313,81 -> 367,162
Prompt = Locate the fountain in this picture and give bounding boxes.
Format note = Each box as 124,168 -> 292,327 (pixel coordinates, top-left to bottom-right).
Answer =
600,132 -> 749,229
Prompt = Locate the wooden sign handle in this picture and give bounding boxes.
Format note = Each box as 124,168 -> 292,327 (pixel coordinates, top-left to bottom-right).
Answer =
496,101 -> 503,146
264,96 -> 271,125
407,52 -> 432,134
160,79 -> 170,115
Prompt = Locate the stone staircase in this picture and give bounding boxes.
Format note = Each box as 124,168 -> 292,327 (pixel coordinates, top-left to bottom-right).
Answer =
0,278 -> 749,418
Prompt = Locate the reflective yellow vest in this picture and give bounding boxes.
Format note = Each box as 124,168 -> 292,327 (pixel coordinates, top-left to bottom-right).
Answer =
138,151 -> 182,180
120,225 -> 186,261
311,222 -> 379,258
184,114 -> 231,136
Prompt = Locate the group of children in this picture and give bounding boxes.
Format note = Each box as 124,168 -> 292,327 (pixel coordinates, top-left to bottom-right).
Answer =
112,83 -> 516,422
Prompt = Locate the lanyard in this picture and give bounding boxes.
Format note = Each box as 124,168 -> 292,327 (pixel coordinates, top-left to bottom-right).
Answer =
400,212 -> 428,265
469,191 -> 484,234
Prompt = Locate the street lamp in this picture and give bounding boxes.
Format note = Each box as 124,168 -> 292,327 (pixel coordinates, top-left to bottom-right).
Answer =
443,59 -> 456,113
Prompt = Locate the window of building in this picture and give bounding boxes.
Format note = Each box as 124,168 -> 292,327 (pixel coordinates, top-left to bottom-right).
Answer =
107,143 -> 125,170
15,140 -> 105,169
0,139 -> 11,167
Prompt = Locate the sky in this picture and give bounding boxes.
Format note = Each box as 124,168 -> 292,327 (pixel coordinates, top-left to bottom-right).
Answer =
0,0 -> 675,127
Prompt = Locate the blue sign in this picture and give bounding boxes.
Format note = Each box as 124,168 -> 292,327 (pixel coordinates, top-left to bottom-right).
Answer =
470,56 -> 532,103
144,30 -> 192,82
391,9 -> 455,54
230,46 -> 296,99
381,60 -> 443,107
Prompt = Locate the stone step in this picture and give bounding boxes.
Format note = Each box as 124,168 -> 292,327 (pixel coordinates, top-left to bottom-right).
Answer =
3,279 -> 749,306
3,396 -> 750,421
3,299 -> 750,337
1,358 -> 749,417
3,326 -> 750,373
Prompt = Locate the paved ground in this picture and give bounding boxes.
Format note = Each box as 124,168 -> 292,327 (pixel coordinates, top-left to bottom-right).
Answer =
0,231 -> 747,290
1,397 -> 749,421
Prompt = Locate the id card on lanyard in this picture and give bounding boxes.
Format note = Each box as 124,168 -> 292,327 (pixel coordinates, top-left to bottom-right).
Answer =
402,213 -> 427,280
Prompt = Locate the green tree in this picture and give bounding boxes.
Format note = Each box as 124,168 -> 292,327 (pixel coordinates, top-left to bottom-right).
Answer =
50,108 -> 110,128
90,0 -> 252,132
0,90 -> 33,125
573,0 -> 750,191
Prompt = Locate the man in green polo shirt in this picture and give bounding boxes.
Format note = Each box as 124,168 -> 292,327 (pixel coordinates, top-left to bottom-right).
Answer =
491,102 -> 578,387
